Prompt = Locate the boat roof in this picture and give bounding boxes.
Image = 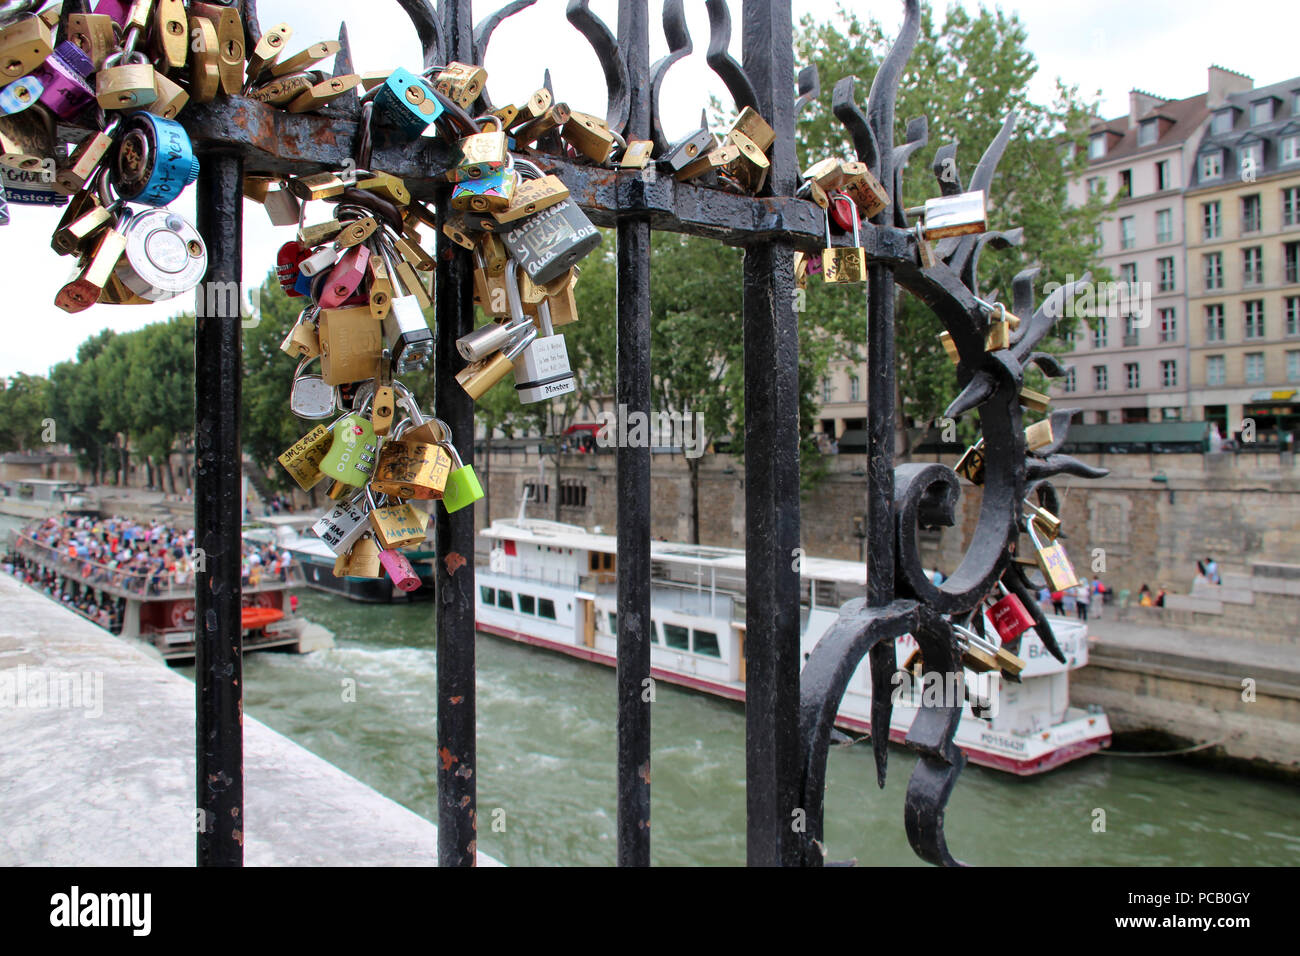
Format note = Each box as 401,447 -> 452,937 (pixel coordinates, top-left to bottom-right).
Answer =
480,518 -> 883,586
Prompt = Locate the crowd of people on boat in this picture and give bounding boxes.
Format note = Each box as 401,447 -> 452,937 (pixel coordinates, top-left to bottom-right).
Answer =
0,557 -> 125,632
6,515 -> 293,595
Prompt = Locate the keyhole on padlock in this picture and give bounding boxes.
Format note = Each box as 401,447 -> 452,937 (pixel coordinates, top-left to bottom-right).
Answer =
187,240 -> 203,257
118,93 -> 135,105
224,41 -> 241,60
5,60 -> 23,74
168,22 -> 184,36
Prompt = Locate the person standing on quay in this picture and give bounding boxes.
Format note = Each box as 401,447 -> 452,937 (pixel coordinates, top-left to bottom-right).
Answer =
1075,576 -> 1091,621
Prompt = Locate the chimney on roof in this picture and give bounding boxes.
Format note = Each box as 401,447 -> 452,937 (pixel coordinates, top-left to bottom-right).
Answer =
1207,65 -> 1253,109
1129,90 -> 1164,128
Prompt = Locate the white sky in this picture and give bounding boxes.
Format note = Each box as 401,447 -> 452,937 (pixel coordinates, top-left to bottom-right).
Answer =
2,0 -> 1291,379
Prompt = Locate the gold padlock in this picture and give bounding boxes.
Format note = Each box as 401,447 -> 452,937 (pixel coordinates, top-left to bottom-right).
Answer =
1025,419 -> 1054,452
290,171 -> 349,203
354,171 -> 410,206
621,140 -> 654,169
298,218 -> 344,247
939,331 -> 960,365
55,227 -> 127,313
453,118 -> 508,181
99,271 -> 151,306
66,14 -> 117,71
1019,388 -> 1051,413
371,385 -> 395,437
723,131 -> 770,192
367,253 -> 394,320
334,216 -> 377,249
51,195 -> 113,257
954,438 -> 985,485
147,72 -> 189,120
369,503 -> 429,549
245,22 -> 292,86
506,88 -> 552,129
186,16 -> 221,104
839,162 -> 890,219
392,234 -> 434,272
822,196 -> 867,284
803,157 -> 843,191
55,131 -> 113,195
188,3 -> 244,96
247,72 -> 315,105
676,142 -> 738,182
369,440 -> 453,500
1028,520 -> 1078,591
152,0 -> 188,70
456,328 -> 535,400
96,55 -> 158,110
513,103 -> 570,146
433,61 -> 487,109
727,105 -> 775,153
335,533 -> 382,578
0,102 -> 54,171
985,318 -> 1010,352
271,41 -> 341,78
279,317 -> 320,359
544,271 -> 580,327
0,17 -> 53,81
277,424 -> 332,491
490,174 -> 570,226
1025,500 -> 1063,540
562,110 -> 615,164
288,74 -> 360,113
318,305 -> 383,386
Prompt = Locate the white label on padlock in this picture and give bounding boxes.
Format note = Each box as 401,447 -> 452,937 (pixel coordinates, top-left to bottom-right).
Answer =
514,334 -> 575,404
290,376 -> 336,419
312,499 -> 369,554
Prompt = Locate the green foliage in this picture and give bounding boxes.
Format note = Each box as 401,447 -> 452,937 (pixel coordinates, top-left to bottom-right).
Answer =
0,373 -> 51,452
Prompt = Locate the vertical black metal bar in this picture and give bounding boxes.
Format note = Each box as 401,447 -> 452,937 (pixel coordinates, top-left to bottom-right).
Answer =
741,0 -> 801,867
433,0 -> 478,867
615,0 -> 652,868
194,150 -> 244,867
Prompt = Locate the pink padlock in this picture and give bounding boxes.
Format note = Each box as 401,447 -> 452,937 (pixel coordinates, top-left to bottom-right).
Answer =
93,0 -> 133,26
318,244 -> 371,309
378,548 -> 422,592
34,44 -> 96,120
989,583 -> 1034,643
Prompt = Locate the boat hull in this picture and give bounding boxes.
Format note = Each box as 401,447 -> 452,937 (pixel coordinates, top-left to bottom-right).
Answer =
297,555 -> 435,603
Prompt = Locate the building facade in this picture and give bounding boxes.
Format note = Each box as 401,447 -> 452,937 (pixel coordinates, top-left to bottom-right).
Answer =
1184,74 -> 1300,441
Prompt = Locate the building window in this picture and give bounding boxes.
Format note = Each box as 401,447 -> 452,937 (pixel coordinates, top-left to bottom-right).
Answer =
1242,194 -> 1262,233
559,481 -> 587,508
1089,135 -> 1106,159
1092,318 -> 1108,349
1158,308 -> 1177,343
1285,188 -> 1300,227
1200,151 -> 1223,180
1155,208 -> 1173,243
1155,159 -> 1170,191
1285,241 -> 1299,283
848,374 -> 860,402
1206,304 -> 1225,342
1161,360 -> 1178,388
1203,201 -> 1221,239
1287,296 -> 1300,336
1244,300 -> 1265,339
1204,252 -> 1223,290
1063,368 -> 1076,393
1294,92 -> 1300,116
1119,262 -> 1138,285
1211,110 -> 1234,134
1245,352 -> 1266,384
1119,216 -> 1136,249
1139,120 -> 1157,147
1093,366 -> 1108,391
1087,176 -> 1102,196
1240,143 -> 1263,179
1158,256 -> 1175,292
1289,351 -> 1300,383
821,375 -> 832,402
1124,315 -> 1141,347
1124,363 -> 1141,389
1162,407 -> 1183,421
1243,247 -> 1263,286
523,481 -> 549,503
1206,356 -> 1226,386
1284,136 -> 1300,165
1251,100 -> 1274,125
1118,169 -> 1132,198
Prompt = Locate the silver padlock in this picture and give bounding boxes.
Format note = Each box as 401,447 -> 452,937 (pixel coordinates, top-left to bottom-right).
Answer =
456,314 -> 532,362
289,354 -> 335,419
311,490 -> 371,555
264,183 -> 300,226
113,207 -> 207,301
506,260 -> 575,404
298,244 -> 340,277
377,233 -> 432,374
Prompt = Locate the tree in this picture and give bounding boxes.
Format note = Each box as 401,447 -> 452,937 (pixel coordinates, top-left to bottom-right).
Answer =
0,373 -> 51,452
794,2 -> 1112,452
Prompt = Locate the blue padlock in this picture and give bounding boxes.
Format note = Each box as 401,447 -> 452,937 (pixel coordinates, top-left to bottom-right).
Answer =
373,67 -> 444,139
0,76 -> 43,115
110,113 -> 200,207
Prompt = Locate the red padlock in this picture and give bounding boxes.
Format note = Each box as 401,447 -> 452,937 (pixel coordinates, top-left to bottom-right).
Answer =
277,241 -> 310,298
379,548 -> 422,592
830,190 -> 860,232
989,583 -> 1034,643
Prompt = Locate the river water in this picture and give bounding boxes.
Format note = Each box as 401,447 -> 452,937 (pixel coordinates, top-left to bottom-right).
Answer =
5,514 -> 1298,865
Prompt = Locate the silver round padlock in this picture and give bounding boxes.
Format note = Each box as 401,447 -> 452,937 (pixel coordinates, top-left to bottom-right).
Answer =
289,355 -> 336,420
114,208 -> 208,301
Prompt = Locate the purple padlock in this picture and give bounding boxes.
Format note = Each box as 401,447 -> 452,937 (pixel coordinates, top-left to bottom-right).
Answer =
378,549 -> 422,592
35,44 -> 96,120
93,0 -> 133,26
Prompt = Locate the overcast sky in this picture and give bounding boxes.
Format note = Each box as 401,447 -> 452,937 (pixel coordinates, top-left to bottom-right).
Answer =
2,0 -> 1292,379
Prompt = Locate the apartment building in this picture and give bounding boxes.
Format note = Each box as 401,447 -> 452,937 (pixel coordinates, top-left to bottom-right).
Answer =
1185,74 -> 1300,440
1057,79 -> 1216,423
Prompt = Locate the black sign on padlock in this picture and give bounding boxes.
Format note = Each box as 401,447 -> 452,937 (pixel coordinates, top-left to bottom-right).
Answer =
501,199 -> 600,286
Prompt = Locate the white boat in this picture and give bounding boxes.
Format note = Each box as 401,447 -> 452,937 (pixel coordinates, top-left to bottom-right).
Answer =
474,514 -> 1111,775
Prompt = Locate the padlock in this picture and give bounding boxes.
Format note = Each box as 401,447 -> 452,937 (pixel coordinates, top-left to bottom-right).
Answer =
33,41 -> 95,120
0,75 -> 41,114
839,162 -> 890,219
378,547 -> 422,592
186,15 -> 221,103
451,115 -> 507,182
451,164 -> 516,214
376,237 -> 432,374
620,139 -> 654,169
503,87 -> 551,130
953,623 -> 1000,674
366,249 -> 393,319
374,67 -> 443,138
289,169 -> 354,203
318,304 -> 382,386
109,113 -> 199,206
369,419 -> 452,500
1025,419 -> 1054,452
298,244 -> 340,277
562,110 -> 615,164
1019,388 -> 1051,413
276,240 -> 310,297
726,105 -> 776,153
391,232 -> 434,272
370,377 -> 395,437
513,295 -> 576,405
277,423 -> 332,490
802,157 -> 844,192
722,131 -> 770,192
298,218 -> 344,249
0,95 -> 54,170
66,13 -> 117,71
1027,520 -> 1078,591
114,207 -> 207,301
146,72 -> 188,120
920,190 -> 987,240
55,224 -> 126,312
287,73 -> 359,113
313,493 -> 371,555
0,16 -> 52,81
354,170 -> 410,207
501,198 -> 600,285
438,432 -> 484,514
938,331 -> 960,365
954,438 -> 985,485
318,411 -> 379,487
369,499 -> 428,549
317,242 -> 369,309
661,127 -> 716,174
545,269 -> 580,327
335,532 -> 383,578
432,61 -> 487,109
270,40 -> 340,78
822,194 -> 867,283
1025,499 -> 1062,541
96,50 -> 157,110
675,142 -> 739,183
457,316 -> 529,363
988,582 -> 1034,644
829,186 -> 859,231
282,315 -> 321,362
151,0 -> 187,70
50,188 -> 112,255
489,173 -> 569,227
263,183 -> 300,226
793,250 -> 809,289
456,324 -> 536,401
513,102 -> 570,147
296,358 -> 340,416
244,21 -> 291,87
334,215 -> 377,249
248,71 -> 319,106
188,2 -> 244,95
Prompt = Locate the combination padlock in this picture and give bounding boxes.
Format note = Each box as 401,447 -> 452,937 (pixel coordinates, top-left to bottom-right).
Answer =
318,409 -> 379,488
276,240 -> 310,296
822,193 -> 866,283
513,295 -> 575,405
500,198 -> 600,285
109,113 -> 199,206
114,207 -> 207,301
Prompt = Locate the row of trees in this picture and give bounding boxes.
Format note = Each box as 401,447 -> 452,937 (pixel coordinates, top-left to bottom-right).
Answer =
2,4 -> 1111,542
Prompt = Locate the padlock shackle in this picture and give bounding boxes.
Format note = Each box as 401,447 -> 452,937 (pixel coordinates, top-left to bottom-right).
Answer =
504,257 -> 525,324
830,191 -> 861,245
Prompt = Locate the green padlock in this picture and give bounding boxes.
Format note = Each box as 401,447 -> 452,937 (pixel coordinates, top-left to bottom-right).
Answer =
440,439 -> 484,513
319,412 -> 379,487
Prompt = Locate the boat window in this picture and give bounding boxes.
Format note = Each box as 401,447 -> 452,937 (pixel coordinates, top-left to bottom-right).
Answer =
692,629 -> 720,658
664,623 -> 690,650
539,598 -> 556,620
480,586 -> 495,606
519,594 -> 536,615
602,553 -> 613,570
608,612 -> 617,635
497,590 -> 514,610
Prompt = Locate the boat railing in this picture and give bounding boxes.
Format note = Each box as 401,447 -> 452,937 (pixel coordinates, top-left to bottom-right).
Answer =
11,533 -> 304,600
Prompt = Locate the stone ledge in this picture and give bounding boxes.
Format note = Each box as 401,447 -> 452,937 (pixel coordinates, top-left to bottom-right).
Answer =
1164,594 -> 1224,614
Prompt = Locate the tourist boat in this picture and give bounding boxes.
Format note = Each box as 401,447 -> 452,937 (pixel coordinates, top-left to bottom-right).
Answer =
0,478 -> 98,520
248,514 -> 437,603
7,525 -> 333,664
474,512 -> 1112,776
